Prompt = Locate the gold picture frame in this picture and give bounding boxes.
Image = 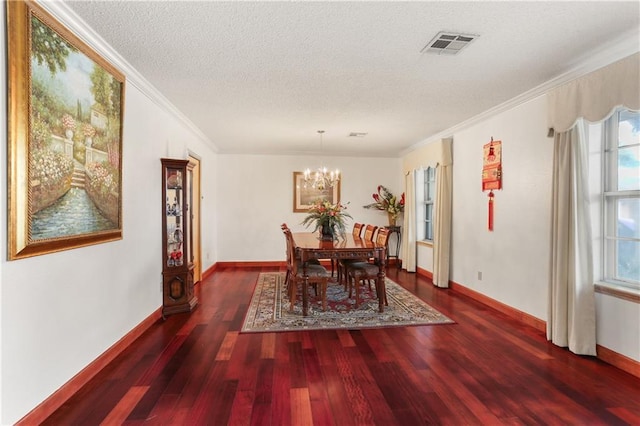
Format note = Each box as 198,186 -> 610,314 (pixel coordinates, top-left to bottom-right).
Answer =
7,1 -> 125,260
293,172 -> 341,212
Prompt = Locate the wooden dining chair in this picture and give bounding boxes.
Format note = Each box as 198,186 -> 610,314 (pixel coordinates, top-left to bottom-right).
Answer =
346,227 -> 390,308
281,223 -> 320,289
336,223 -> 365,284
339,224 -> 378,288
352,222 -> 364,238
282,227 -> 330,312
362,224 -> 377,242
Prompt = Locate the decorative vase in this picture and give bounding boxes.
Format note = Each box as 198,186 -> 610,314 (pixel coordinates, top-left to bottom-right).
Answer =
65,129 -> 74,140
320,224 -> 335,241
85,136 -> 93,147
388,212 -> 397,226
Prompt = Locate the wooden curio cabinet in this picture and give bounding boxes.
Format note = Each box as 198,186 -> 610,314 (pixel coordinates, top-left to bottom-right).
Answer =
161,158 -> 197,317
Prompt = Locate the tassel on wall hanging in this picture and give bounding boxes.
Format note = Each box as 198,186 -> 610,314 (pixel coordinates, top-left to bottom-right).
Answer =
482,137 -> 502,231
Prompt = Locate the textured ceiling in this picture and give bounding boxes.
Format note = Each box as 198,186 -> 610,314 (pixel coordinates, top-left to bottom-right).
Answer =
64,1 -> 640,157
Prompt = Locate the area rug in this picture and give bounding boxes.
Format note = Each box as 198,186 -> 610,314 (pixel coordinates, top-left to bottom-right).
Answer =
241,272 -> 454,333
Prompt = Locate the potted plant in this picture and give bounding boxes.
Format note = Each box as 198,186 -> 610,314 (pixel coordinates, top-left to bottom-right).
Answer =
363,185 -> 405,226
62,113 -> 76,140
301,199 -> 352,240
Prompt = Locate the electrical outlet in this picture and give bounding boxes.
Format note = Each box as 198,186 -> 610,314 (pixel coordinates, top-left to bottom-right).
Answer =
477,271 -> 483,280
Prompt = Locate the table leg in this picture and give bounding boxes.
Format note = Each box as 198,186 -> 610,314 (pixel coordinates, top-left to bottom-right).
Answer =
377,274 -> 385,313
302,262 -> 309,316
377,250 -> 386,313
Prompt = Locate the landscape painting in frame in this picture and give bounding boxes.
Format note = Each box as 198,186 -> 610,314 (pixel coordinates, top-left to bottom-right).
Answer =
293,171 -> 341,212
7,1 -> 125,260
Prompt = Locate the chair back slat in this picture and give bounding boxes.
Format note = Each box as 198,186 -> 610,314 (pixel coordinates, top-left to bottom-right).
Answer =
363,224 -> 377,242
352,223 -> 364,238
375,227 -> 390,247
362,225 -> 378,241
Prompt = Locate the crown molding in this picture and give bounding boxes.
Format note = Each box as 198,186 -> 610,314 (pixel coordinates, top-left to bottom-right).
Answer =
39,2 -> 218,152
30,2 -> 639,158
403,27 -> 640,156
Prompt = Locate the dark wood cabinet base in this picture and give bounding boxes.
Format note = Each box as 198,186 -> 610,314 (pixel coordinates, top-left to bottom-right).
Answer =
162,263 -> 197,317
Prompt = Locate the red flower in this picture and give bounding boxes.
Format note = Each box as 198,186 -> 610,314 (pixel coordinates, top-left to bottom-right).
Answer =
363,185 -> 404,214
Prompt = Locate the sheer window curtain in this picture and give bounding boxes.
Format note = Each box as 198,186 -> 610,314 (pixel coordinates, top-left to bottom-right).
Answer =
433,139 -> 453,288
401,170 -> 416,272
548,123 -> 596,355
546,52 -> 638,355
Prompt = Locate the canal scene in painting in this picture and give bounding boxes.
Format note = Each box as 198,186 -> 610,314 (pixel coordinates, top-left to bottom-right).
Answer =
29,15 -> 121,241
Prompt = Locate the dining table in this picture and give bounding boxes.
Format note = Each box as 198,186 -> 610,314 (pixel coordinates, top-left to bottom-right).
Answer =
292,232 -> 387,316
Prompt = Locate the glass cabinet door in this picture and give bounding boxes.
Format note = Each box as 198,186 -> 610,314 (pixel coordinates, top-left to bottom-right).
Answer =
186,162 -> 193,265
165,167 -> 185,267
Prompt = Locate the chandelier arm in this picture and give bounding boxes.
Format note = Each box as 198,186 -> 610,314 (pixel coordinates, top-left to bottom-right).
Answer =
303,130 -> 339,190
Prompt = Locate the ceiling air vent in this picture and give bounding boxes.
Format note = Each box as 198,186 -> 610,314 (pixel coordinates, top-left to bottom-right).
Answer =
348,132 -> 368,137
421,31 -> 478,55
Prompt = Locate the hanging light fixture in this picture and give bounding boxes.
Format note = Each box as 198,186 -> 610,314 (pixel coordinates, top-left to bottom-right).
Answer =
303,130 -> 340,190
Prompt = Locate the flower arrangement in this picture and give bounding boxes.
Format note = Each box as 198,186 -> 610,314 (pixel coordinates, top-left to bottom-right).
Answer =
363,185 -> 405,224
61,114 -> 75,130
301,199 -> 352,239
82,123 -> 96,138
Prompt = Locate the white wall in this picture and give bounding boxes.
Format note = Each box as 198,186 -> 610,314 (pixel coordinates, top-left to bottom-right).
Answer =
450,95 -> 552,320
404,94 -> 640,363
0,11 -> 219,426
595,294 -> 640,361
217,155 -> 402,262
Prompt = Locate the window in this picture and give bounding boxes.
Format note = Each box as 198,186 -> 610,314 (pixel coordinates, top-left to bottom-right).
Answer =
416,167 -> 437,242
595,109 -> 640,289
424,167 -> 436,241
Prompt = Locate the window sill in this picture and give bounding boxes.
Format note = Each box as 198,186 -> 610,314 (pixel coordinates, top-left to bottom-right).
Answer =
417,240 -> 433,248
594,282 -> 640,304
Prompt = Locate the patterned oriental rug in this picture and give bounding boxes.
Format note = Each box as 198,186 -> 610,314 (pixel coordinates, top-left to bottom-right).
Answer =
241,272 -> 454,333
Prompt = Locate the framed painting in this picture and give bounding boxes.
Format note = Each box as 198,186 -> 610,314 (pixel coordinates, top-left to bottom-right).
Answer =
293,172 -> 341,212
7,1 -> 125,260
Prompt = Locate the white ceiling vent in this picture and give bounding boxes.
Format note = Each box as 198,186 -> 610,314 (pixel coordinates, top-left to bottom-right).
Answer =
348,132 -> 368,137
421,31 -> 478,55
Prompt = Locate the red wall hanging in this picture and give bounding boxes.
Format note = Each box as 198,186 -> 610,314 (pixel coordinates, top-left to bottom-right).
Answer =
482,137 -> 502,231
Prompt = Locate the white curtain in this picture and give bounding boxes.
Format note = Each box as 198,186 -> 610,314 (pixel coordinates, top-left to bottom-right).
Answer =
548,123 -> 596,356
545,52 -> 638,356
401,170 -> 416,272
548,52 -> 639,132
433,139 -> 453,288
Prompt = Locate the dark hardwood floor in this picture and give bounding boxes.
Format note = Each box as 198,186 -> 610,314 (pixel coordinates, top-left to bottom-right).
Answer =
43,266 -> 640,425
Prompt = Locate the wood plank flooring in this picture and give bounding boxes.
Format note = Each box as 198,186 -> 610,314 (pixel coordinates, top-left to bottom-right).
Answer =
43,267 -> 640,425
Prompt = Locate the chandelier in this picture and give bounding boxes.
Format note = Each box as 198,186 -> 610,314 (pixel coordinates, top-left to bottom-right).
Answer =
303,130 -> 340,190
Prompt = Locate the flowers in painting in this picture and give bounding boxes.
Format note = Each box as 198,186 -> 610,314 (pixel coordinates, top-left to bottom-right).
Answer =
61,113 -> 76,130
85,161 -> 118,197
301,199 -> 352,237
82,123 -> 96,138
31,149 -> 74,187
363,185 -> 405,221
29,148 -> 74,213
85,161 -> 120,225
